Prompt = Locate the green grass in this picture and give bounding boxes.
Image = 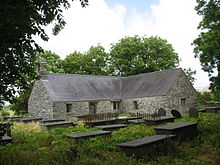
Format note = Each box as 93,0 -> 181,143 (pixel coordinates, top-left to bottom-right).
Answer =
1,113 -> 220,165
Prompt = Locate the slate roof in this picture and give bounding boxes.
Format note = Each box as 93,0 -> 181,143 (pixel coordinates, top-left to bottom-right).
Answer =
43,68 -> 182,102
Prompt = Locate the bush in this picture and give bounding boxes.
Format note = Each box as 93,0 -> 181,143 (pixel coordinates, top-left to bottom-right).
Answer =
1,111 -> 10,117
0,122 -> 12,136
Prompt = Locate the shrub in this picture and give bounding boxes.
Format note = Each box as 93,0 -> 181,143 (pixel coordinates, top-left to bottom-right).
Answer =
1,111 -> 10,117
0,122 -> 12,136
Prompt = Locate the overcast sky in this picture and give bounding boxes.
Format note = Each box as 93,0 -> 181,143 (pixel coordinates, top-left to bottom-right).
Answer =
35,0 -> 210,90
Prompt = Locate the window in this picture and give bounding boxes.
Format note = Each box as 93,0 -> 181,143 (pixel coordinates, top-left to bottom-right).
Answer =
113,101 -> 120,110
181,98 -> 186,107
66,104 -> 72,113
133,101 -> 138,109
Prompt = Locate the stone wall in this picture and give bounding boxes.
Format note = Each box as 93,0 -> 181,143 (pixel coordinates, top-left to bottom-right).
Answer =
97,101 -> 112,113
121,71 -> 197,115
166,70 -> 197,114
121,96 -> 168,114
53,101 -> 89,120
28,80 -> 53,119
53,100 -> 116,120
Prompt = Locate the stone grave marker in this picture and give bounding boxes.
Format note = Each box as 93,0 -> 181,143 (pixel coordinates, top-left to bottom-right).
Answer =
171,109 -> 182,118
189,108 -> 198,118
158,108 -> 166,116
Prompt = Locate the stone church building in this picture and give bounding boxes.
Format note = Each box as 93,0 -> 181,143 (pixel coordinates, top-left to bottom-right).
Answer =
28,59 -> 197,120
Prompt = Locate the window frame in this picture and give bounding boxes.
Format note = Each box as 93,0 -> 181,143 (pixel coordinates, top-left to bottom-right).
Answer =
180,98 -> 186,107
66,104 -> 72,113
133,101 -> 138,109
112,101 -> 120,110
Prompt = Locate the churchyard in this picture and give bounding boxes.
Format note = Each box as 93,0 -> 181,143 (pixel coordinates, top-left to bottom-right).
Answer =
1,108 -> 220,165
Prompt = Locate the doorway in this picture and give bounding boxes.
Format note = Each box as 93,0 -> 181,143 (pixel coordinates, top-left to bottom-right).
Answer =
89,102 -> 97,115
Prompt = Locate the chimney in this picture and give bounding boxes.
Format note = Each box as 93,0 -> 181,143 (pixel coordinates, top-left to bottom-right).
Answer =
37,57 -> 48,80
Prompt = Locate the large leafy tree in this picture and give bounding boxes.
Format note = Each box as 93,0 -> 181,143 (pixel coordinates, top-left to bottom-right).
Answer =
109,36 -> 180,76
39,50 -> 64,73
11,50 -> 65,115
193,0 -> 220,97
62,45 -> 108,75
0,0 -> 88,103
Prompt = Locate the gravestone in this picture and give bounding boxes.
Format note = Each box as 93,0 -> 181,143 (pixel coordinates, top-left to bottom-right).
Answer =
144,116 -> 175,126
155,122 -> 198,142
117,135 -> 176,158
189,108 -> 198,118
158,108 -> 166,116
171,109 -> 182,118
206,108 -> 218,113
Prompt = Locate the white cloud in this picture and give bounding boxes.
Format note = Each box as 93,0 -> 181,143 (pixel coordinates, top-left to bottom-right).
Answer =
35,0 -> 210,89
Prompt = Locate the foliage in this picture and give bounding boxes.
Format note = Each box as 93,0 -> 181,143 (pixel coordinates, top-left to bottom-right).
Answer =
62,45 -> 108,75
0,104 -> 3,111
1,113 -> 220,164
183,68 -> 197,85
212,90 -> 220,101
0,122 -> 12,136
193,0 -> 220,94
11,50 -> 66,115
197,91 -> 212,103
111,124 -> 155,143
1,111 -> 10,117
38,51 -> 64,73
108,36 -> 180,76
196,90 -> 220,103
1,106 -> 14,117
0,0 -> 88,103
197,113 -> 220,147
10,84 -> 33,115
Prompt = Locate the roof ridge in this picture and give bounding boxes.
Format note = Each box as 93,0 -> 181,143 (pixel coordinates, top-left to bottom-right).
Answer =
48,68 -> 182,79
121,68 -> 181,79
48,73 -> 121,79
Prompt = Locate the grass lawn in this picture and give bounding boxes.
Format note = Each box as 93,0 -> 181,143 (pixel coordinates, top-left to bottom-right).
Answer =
0,113 -> 220,165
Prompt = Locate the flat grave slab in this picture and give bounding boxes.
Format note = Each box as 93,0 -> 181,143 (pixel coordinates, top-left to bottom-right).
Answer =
94,124 -> 127,131
19,117 -> 42,123
0,136 -> 12,145
3,116 -> 23,121
127,119 -> 146,125
42,121 -> 77,131
66,130 -> 111,140
143,116 -> 175,126
205,107 -> 219,113
115,116 -> 142,124
155,122 -> 198,142
41,119 -> 65,123
117,135 -> 176,158
197,109 -> 206,113
84,119 -> 116,127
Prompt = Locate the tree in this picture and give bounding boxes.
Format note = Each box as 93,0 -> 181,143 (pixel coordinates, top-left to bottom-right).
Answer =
38,51 -> 64,73
0,0 -> 88,103
193,0 -> 220,96
108,36 -> 180,76
10,84 -> 33,115
62,45 -> 108,75
10,50 -> 65,115
183,68 -> 197,85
